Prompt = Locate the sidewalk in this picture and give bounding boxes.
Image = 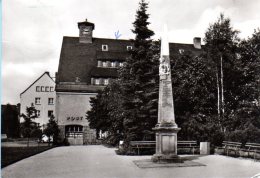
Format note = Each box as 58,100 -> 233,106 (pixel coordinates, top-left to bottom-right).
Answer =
2,145 -> 260,178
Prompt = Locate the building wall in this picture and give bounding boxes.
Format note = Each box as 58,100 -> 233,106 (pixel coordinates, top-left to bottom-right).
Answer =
20,73 -> 56,128
56,92 -> 97,144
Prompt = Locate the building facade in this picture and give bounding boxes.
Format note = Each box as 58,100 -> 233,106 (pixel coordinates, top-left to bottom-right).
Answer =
56,19 -> 202,145
20,72 -> 56,129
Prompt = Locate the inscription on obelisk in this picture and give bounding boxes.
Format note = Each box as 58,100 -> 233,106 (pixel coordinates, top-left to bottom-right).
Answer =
152,25 -> 182,163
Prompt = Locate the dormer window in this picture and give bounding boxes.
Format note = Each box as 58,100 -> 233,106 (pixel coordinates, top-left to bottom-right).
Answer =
179,49 -> 184,54
95,79 -> 100,85
104,79 -> 109,85
97,61 -> 102,67
111,61 -> 116,68
102,44 -> 108,51
127,46 -> 133,51
102,61 -> 107,67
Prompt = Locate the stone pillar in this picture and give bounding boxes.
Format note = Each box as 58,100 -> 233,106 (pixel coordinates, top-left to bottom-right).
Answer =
152,25 -> 182,163
200,142 -> 210,155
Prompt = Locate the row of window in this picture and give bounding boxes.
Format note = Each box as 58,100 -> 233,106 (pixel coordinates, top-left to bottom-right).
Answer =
102,44 -> 133,51
97,61 -> 124,68
35,97 -> 54,105
36,86 -> 54,92
91,78 -> 110,85
35,110 -> 53,117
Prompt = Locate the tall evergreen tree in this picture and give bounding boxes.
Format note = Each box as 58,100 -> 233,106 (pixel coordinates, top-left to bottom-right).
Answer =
119,0 -> 159,144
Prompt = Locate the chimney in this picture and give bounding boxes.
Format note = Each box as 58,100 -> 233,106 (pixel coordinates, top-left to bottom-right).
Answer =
193,37 -> 201,49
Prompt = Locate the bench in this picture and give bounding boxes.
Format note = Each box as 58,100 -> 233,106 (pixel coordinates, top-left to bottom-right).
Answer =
178,141 -> 198,154
130,141 -> 155,155
221,141 -> 242,156
130,140 -> 198,155
243,142 -> 260,160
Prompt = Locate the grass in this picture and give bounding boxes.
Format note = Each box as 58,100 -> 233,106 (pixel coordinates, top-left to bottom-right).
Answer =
1,146 -> 53,168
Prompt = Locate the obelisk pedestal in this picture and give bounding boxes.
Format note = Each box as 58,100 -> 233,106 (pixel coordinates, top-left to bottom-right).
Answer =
152,25 -> 182,163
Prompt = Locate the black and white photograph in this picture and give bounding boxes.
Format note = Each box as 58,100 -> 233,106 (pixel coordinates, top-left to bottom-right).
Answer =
2,0 -> 260,177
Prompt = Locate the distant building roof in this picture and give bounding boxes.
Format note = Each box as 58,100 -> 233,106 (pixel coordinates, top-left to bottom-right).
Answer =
20,72 -> 55,96
56,36 -> 203,92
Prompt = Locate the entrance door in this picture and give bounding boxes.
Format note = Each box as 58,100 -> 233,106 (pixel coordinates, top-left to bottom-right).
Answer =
65,125 -> 83,145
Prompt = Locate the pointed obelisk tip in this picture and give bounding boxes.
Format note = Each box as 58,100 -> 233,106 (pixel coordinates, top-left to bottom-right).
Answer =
161,24 -> 169,56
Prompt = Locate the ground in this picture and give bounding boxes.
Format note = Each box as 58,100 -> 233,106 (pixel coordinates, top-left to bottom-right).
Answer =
2,145 -> 260,178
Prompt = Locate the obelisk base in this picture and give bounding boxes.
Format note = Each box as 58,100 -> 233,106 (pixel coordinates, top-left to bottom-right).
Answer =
152,125 -> 182,163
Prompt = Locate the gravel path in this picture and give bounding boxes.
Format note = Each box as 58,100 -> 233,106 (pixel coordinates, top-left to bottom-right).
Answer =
2,145 -> 260,178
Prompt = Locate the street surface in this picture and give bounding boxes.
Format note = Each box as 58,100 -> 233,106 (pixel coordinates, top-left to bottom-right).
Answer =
2,145 -> 260,178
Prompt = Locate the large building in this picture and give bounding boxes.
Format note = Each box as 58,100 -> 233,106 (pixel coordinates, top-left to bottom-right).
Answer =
55,19 -> 202,145
20,72 -> 56,129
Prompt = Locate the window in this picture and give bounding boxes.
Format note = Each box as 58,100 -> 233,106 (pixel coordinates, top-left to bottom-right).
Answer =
35,97 -> 41,105
45,86 -> 49,92
127,46 -> 133,51
104,79 -> 109,85
179,49 -> 184,54
48,110 -> 53,117
102,61 -> 107,67
119,62 -> 124,67
48,98 -> 54,105
36,110 -> 40,117
95,79 -> 100,85
102,44 -> 108,51
97,61 -> 102,67
111,62 -> 116,68
50,87 -> 54,92
36,86 -> 40,92
107,61 -> 111,67
41,86 -> 44,92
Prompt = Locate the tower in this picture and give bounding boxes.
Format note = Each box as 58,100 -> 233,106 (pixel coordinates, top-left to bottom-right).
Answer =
78,19 -> 95,43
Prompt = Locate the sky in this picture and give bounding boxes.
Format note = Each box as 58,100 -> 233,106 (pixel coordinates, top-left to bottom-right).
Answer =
2,0 -> 260,104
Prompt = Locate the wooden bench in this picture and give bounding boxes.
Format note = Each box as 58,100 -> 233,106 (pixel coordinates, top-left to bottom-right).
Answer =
221,141 -> 242,156
243,142 -> 260,160
130,140 -> 198,155
130,141 -> 155,155
178,141 -> 198,154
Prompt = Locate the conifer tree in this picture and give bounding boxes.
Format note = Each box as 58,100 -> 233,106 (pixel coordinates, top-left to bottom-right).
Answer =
119,0 -> 159,144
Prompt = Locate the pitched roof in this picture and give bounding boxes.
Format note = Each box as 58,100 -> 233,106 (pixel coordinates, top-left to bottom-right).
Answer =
90,67 -> 118,78
20,72 -> 55,96
96,51 -> 129,61
56,36 -> 203,92
56,37 -> 133,84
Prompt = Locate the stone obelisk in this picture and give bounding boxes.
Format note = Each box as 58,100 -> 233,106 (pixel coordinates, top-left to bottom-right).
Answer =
152,25 -> 181,163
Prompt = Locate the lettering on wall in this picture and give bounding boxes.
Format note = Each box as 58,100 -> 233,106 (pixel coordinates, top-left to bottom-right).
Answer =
67,116 -> 83,121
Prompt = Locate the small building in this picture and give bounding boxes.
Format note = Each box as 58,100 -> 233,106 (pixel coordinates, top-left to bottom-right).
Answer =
20,72 -> 56,129
56,19 -> 203,145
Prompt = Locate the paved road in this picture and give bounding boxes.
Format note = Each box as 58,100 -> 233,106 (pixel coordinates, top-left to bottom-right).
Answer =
2,145 -> 260,178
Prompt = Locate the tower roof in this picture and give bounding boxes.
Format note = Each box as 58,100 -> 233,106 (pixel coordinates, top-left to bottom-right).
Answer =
78,19 -> 95,30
